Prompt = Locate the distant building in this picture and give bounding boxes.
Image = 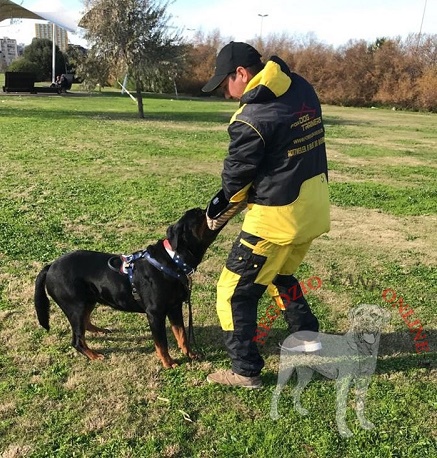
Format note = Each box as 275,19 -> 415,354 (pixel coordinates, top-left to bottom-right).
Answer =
0,37 -> 18,67
35,23 -> 69,52
17,43 -> 25,57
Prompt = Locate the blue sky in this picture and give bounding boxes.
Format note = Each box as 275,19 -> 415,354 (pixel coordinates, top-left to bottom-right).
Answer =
1,0 -> 436,48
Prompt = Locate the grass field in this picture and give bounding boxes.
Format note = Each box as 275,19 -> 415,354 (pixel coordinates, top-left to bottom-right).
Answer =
0,86 -> 436,458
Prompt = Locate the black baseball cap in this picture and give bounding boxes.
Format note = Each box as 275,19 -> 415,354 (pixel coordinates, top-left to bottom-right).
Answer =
202,41 -> 262,93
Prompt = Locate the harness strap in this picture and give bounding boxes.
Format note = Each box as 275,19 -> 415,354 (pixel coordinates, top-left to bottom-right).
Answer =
108,244 -> 197,345
143,251 -> 186,281
117,244 -> 194,293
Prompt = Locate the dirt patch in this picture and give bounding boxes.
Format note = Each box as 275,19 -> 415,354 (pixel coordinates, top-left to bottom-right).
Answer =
327,148 -> 435,168
327,206 -> 436,264
1,445 -> 33,458
302,205 -> 436,320
309,205 -> 436,268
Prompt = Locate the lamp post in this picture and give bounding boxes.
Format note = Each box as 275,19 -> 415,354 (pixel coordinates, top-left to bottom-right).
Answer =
419,0 -> 428,36
258,13 -> 268,38
418,0 -> 428,47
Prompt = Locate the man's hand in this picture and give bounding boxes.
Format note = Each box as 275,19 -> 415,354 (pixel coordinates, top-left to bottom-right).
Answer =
206,190 -> 247,231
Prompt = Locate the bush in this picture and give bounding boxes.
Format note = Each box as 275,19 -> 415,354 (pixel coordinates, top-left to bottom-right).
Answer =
7,59 -> 41,81
416,67 -> 437,112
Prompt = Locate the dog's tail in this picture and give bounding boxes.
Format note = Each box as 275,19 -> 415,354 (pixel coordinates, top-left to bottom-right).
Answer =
34,264 -> 51,331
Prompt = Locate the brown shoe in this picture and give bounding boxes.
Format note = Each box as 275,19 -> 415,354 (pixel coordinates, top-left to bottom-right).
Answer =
207,370 -> 262,389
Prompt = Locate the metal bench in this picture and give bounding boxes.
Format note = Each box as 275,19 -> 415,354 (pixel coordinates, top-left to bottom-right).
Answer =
2,71 -> 36,93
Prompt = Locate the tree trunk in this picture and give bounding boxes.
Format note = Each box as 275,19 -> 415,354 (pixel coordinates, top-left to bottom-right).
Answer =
135,80 -> 144,118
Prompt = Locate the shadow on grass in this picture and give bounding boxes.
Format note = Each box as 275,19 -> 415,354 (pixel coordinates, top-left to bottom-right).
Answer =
193,325 -> 436,377
0,92 -> 234,123
2,92 -> 376,125
90,322 -> 435,375
323,115 -> 371,126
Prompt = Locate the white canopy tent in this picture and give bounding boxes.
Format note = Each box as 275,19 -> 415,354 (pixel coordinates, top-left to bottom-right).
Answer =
0,0 -> 80,82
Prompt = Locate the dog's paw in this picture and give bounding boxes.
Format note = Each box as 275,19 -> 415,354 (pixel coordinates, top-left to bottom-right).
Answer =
295,406 -> 309,416
86,323 -> 112,335
188,351 -> 201,361
270,409 -> 280,421
359,419 -> 375,430
338,426 -> 353,438
83,349 -> 105,361
162,358 -> 179,369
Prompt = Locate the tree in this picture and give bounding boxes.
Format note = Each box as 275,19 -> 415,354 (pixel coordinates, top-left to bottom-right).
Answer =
74,52 -> 112,91
81,0 -> 184,118
177,29 -> 226,95
329,40 -> 377,106
22,38 -> 66,81
416,67 -> 437,111
65,44 -> 88,82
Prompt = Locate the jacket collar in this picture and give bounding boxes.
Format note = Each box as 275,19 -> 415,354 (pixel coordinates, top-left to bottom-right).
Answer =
241,56 -> 292,105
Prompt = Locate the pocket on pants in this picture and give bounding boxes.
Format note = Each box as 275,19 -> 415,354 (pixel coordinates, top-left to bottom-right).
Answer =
225,239 -> 267,285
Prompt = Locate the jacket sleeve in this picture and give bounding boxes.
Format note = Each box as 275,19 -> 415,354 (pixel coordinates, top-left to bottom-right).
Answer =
222,119 -> 265,202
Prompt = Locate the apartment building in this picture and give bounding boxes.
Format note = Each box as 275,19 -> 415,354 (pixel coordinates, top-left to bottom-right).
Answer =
35,23 -> 69,52
0,37 -> 18,67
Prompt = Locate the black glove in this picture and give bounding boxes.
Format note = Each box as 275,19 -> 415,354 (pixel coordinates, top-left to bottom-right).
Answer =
206,189 -> 247,231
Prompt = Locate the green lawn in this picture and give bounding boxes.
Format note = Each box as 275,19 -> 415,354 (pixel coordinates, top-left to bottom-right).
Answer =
0,87 -> 436,457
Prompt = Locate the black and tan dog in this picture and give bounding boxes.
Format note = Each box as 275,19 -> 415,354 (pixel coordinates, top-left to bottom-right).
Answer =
34,208 -> 218,368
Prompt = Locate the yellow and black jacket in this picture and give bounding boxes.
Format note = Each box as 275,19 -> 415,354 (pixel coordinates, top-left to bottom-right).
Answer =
222,56 -> 330,245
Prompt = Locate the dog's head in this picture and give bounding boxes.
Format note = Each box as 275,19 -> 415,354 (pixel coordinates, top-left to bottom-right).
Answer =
349,303 -> 390,345
166,207 -> 219,267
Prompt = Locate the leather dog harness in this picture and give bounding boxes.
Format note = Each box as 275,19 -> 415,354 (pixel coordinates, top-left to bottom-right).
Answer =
112,239 -> 196,291
107,239 -> 197,345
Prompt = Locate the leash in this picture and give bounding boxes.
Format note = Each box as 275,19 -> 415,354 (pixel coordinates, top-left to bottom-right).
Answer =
186,277 -> 196,347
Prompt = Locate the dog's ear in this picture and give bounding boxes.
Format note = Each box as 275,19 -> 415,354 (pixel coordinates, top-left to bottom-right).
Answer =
348,306 -> 358,322
167,207 -> 214,253
166,220 -> 184,251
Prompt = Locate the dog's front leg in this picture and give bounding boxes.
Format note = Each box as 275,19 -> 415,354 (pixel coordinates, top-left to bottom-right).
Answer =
355,375 -> 375,431
167,307 -> 198,360
293,366 -> 314,416
270,354 -> 296,420
335,374 -> 354,438
147,313 -> 178,369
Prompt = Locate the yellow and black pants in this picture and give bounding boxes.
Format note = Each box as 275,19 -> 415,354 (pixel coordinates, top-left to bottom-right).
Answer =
216,231 -> 319,377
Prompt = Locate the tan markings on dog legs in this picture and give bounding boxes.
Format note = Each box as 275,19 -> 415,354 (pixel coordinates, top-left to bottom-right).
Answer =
77,338 -> 104,361
171,324 -> 198,360
84,309 -> 111,334
154,343 -> 178,369
86,322 -> 111,334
